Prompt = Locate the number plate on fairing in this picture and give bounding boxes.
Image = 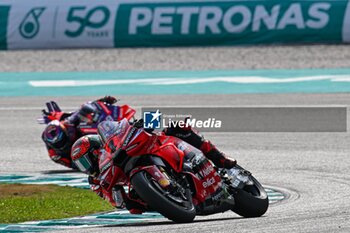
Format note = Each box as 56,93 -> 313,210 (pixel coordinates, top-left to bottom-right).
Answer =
226,167 -> 252,188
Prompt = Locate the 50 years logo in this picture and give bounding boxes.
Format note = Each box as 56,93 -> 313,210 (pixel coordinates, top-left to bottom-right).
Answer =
64,6 -> 110,38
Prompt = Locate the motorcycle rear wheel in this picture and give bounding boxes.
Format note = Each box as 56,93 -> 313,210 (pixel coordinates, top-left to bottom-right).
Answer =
131,171 -> 196,223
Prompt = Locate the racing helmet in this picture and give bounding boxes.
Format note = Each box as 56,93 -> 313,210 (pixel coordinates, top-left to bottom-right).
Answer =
42,120 -> 69,150
78,103 -> 99,124
71,135 -> 102,177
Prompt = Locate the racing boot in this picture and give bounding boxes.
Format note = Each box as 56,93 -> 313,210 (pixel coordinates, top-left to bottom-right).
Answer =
164,122 -> 236,169
125,189 -> 146,215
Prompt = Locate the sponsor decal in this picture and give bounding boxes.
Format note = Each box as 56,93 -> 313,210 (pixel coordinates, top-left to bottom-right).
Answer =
126,3 -> 330,35
122,127 -> 137,147
64,6 -> 110,38
100,162 -> 111,173
198,164 -> 214,178
211,189 -> 225,201
114,1 -> 344,46
125,143 -> 139,152
19,7 -> 46,39
202,177 -> 216,188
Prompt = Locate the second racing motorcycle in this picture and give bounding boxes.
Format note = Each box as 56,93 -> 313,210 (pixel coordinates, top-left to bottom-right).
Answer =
37,100 -> 136,134
96,119 -> 269,223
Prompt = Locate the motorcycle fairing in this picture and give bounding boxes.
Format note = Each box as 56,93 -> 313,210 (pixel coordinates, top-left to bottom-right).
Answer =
152,143 -> 185,173
182,158 -> 223,204
149,136 -> 224,205
98,149 -> 128,192
117,105 -> 136,121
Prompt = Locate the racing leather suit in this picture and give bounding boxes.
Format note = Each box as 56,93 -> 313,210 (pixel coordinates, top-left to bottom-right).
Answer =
43,96 -> 117,168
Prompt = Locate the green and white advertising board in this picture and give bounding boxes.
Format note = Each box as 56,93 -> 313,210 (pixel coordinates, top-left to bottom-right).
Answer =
0,0 -> 350,49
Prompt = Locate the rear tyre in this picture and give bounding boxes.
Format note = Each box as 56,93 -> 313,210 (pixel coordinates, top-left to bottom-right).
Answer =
131,171 -> 196,223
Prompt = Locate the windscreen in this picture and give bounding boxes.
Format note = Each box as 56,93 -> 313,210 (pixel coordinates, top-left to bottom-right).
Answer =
97,119 -> 130,144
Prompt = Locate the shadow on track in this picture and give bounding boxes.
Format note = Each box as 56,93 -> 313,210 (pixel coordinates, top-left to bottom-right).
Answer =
41,169 -> 81,174
104,216 -> 250,228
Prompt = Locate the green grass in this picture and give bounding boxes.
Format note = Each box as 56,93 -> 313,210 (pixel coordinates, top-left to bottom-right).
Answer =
0,184 -> 114,224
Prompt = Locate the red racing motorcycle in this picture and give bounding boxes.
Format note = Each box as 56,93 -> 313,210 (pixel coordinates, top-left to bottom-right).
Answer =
97,119 -> 269,223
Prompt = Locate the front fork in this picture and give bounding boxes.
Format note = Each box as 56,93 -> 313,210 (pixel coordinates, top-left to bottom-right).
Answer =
120,165 -> 172,209
130,165 -> 172,189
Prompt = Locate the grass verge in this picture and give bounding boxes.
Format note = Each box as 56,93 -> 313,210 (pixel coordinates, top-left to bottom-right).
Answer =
0,183 -> 114,224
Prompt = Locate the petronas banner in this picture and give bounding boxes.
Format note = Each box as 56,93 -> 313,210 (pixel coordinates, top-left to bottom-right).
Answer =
0,0 -> 350,49
114,0 -> 350,46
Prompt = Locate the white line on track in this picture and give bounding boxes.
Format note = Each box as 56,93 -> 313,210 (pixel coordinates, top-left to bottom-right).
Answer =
27,75 -> 350,87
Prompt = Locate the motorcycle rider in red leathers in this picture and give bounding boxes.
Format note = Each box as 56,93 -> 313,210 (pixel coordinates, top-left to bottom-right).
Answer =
71,120 -> 237,214
42,96 -> 118,169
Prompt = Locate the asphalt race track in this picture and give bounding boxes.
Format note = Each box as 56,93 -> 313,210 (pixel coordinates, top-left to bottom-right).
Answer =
1,45 -> 350,232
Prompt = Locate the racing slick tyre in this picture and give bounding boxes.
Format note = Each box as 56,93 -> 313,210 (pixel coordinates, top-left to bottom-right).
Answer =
231,175 -> 269,218
131,171 -> 196,223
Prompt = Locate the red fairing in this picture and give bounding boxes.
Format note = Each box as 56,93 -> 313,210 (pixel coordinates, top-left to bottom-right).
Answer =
47,111 -> 65,122
152,139 -> 185,172
185,160 -> 222,203
98,151 -> 128,192
118,128 -> 186,173
118,105 -> 136,121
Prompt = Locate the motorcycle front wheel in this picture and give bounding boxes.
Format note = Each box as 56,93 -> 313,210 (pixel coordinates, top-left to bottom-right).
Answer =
230,167 -> 269,218
131,170 -> 196,223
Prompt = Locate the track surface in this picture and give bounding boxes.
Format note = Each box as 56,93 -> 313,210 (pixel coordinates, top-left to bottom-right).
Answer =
1,45 -> 350,72
1,45 -> 350,232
